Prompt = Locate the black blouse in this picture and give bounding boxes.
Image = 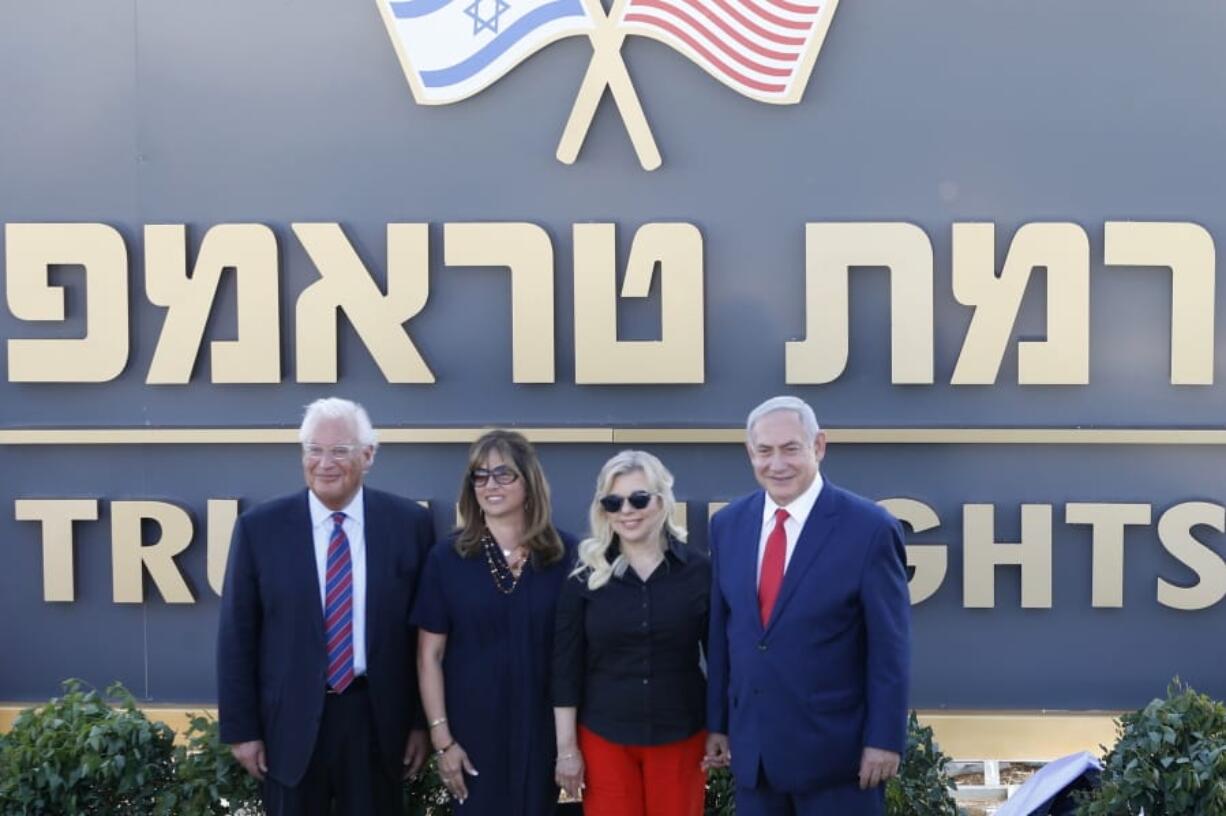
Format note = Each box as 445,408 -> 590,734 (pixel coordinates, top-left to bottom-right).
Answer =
551,537 -> 710,746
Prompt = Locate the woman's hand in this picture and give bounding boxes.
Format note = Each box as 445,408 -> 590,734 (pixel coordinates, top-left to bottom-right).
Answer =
437,743 -> 479,804
702,732 -> 731,770
554,749 -> 585,798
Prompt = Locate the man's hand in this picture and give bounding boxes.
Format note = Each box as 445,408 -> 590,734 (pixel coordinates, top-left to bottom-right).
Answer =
403,729 -> 429,779
858,746 -> 901,790
702,732 -> 732,770
231,740 -> 268,781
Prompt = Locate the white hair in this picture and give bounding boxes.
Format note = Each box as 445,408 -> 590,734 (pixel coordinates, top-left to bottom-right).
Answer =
573,450 -> 687,591
746,396 -> 820,445
298,397 -> 379,449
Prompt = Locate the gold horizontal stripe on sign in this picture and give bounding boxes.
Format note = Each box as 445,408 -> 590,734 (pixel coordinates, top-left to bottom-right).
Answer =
615,428 -> 1226,444
0,428 -> 613,445
0,704 -> 1120,760
919,711 -> 1123,761
2,427 -> 1226,445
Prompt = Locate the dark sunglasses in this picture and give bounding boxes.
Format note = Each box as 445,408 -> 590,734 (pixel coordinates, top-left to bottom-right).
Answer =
471,465 -> 520,487
599,490 -> 655,513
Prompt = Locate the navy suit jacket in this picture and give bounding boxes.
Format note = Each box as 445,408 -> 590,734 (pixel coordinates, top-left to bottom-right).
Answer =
706,481 -> 910,793
217,487 -> 436,786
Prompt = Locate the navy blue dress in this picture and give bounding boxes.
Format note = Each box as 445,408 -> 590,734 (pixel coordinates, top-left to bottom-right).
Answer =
411,531 -> 576,816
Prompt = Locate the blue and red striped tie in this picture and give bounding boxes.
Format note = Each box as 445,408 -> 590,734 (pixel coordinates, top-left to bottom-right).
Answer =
324,511 -> 355,693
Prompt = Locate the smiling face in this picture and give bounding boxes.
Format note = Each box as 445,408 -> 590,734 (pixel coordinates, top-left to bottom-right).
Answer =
302,416 -> 373,511
603,469 -> 666,547
472,449 -> 527,523
747,409 -> 825,507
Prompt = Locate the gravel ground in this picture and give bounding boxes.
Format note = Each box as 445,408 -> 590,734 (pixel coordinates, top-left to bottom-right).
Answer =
959,802 -> 1003,816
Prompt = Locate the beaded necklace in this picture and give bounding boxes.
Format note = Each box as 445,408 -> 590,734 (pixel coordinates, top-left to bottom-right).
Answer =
482,534 -> 528,594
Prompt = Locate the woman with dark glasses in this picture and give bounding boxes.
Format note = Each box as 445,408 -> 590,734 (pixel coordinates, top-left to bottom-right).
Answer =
552,450 -> 711,816
413,430 -> 576,814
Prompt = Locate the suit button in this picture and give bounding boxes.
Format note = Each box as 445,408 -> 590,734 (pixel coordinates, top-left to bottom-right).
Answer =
642,678 -> 650,685
758,642 -> 767,651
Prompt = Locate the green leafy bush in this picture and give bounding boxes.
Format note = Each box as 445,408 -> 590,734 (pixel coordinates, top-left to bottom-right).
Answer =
886,711 -> 960,816
403,755 -> 451,815
155,714 -> 263,816
0,680 -> 177,815
0,685 -> 971,815
154,714 -> 455,815
1078,679 -> 1226,816
704,766 -> 735,816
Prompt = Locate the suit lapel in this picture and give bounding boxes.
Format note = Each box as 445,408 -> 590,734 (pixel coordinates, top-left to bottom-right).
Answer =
737,492 -> 767,636
765,482 -> 842,631
363,489 -> 387,660
288,490 -> 325,643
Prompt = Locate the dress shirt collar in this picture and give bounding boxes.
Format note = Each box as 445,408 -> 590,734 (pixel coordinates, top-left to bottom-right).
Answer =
607,532 -> 689,565
664,533 -> 689,563
308,486 -> 365,530
762,471 -> 824,529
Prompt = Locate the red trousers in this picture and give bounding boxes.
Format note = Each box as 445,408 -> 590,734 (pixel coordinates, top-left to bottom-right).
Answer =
579,726 -> 707,816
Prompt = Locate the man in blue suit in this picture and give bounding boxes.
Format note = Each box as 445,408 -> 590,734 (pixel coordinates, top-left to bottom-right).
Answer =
704,396 -> 911,815
218,397 -> 435,816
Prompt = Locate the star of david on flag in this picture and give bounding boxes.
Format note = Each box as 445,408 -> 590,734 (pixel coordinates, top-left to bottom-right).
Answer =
378,0 -> 595,104
464,0 -> 511,34
375,0 -> 840,169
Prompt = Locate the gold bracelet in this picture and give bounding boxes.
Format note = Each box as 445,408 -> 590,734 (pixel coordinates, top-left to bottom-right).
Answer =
428,717 -> 448,729
434,740 -> 456,756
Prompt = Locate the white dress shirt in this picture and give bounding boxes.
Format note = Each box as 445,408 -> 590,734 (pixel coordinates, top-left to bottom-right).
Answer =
756,473 -> 824,587
309,488 -> 367,676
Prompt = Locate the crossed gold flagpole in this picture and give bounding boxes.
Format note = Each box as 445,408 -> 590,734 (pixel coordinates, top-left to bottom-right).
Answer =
556,0 -> 662,170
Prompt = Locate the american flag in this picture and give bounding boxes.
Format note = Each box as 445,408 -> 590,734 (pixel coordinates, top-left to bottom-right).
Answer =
617,0 -> 838,103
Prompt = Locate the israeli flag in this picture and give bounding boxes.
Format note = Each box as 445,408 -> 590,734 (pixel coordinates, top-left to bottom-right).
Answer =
378,0 -> 595,104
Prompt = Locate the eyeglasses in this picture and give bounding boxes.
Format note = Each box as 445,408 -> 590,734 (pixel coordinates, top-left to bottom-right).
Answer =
599,491 -> 655,513
303,443 -> 361,463
471,465 -> 520,487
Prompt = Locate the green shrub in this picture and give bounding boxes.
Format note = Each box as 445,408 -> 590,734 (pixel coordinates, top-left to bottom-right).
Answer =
886,711 -> 960,816
403,755 -> 452,815
0,692 -> 468,816
0,686 -> 969,815
153,714 -> 455,815
0,680 -> 177,815
1078,679 -> 1226,816
154,714 -> 263,816
704,766 -> 735,816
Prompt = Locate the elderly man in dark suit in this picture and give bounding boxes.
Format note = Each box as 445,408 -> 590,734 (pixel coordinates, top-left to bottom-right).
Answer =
704,395 -> 911,816
218,397 -> 435,816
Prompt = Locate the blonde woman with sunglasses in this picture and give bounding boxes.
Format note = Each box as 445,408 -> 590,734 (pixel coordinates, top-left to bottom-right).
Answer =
552,450 -> 710,816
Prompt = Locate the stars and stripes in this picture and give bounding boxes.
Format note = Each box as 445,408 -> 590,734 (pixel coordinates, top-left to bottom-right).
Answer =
324,512 -> 356,693
618,0 -> 835,102
376,0 -> 843,169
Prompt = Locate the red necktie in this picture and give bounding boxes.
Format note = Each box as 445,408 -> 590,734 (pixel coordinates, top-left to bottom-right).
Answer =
758,508 -> 789,626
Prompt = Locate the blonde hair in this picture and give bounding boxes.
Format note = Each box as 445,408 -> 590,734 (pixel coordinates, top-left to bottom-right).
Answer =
573,450 -> 687,590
